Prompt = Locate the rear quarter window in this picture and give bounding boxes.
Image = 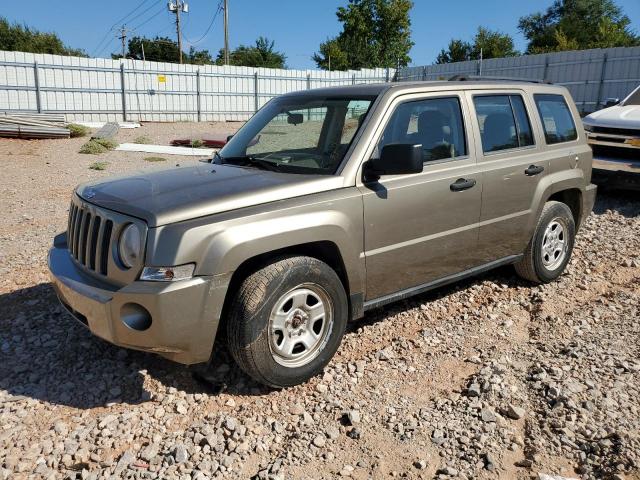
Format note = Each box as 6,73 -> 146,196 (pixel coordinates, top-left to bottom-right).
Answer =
534,94 -> 578,144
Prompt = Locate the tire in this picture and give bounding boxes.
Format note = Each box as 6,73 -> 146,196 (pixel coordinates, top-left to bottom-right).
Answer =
515,201 -> 576,284
226,256 -> 348,388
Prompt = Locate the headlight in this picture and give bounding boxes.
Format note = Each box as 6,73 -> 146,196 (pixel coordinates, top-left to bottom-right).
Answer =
582,123 -> 593,132
140,264 -> 195,281
118,224 -> 142,268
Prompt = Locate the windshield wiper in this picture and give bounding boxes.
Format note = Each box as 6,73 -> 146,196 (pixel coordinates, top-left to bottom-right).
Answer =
219,154 -> 282,172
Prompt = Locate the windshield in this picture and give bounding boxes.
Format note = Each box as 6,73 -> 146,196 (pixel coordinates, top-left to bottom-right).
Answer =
217,95 -> 376,174
622,84 -> 640,106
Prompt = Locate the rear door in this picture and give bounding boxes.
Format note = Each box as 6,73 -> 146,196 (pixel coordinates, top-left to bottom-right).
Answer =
466,90 -> 548,263
358,91 -> 483,301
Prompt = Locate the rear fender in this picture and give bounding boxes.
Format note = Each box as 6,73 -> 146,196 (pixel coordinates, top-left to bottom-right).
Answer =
527,169 -> 586,234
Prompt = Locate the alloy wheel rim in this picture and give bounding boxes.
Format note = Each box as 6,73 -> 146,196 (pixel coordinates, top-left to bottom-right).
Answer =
541,218 -> 568,270
268,284 -> 334,368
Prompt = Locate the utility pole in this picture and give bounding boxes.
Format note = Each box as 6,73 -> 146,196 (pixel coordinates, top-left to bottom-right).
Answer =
223,0 -> 230,64
169,1 -> 189,64
118,25 -> 129,58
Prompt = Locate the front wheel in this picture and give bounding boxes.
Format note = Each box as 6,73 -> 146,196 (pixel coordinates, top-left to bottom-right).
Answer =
515,201 -> 576,284
226,256 -> 348,388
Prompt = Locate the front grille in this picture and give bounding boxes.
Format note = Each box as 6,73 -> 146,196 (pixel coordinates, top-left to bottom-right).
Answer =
591,125 -> 640,137
67,202 -> 114,275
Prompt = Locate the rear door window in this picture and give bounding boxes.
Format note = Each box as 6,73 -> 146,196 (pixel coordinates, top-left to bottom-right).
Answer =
534,94 -> 578,144
473,95 -> 535,153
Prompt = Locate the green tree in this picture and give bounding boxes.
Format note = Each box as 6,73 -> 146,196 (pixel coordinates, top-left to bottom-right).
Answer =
0,16 -> 86,56
518,0 -> 640,53
113,37 -> 213,65
471,27 -> 519,59
215,37 -> 286,68
436,39 -> 472,64
188,46 -> 214,65
314,38 -> 350,70
313,0 -> 414,70
435,27 -> 518,63
114,36 -> 180,62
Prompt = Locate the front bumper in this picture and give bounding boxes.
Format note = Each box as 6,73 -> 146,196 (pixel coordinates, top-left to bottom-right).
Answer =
48,234 -> 228,364
590,149 -> 640,191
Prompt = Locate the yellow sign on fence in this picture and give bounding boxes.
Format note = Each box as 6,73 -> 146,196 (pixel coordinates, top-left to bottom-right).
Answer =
157,75 -> 166,83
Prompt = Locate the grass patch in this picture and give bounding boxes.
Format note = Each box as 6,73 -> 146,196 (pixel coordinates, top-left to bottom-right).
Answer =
89,161 -> 108,170
68,123 -> 90,138
144,156 -> 167,162
191,139 -> 204,148
94,138 -> 119,150
79,138 -> 118,154
79,140 -> 107,154
134,135 -> 152,144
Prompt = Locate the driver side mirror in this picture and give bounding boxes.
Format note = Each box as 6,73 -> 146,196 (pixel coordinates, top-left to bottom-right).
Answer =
366,144 -> 423,179
604,97 -> 619,108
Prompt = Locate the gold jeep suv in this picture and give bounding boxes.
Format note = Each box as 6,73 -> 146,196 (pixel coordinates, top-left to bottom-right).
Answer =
49,78 -> 597,387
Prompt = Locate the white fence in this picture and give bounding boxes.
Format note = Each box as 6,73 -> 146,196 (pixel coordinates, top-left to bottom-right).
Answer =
398,46 -> 640,114
0,50 -> 393,122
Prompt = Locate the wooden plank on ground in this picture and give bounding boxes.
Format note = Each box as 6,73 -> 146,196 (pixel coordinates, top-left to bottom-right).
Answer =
115,143 -> 214,156
92,122 -> 119,139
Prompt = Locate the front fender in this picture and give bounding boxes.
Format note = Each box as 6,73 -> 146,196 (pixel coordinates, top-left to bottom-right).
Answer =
146,190 -> 365,299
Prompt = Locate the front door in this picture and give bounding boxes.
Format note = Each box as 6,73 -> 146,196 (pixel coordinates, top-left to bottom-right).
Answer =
359,92 -> 483,301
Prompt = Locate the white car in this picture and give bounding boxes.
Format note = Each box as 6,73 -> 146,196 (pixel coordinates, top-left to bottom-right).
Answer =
582,85 -> 640,189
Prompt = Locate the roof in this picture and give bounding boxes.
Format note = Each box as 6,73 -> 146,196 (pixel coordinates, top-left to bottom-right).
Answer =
284,79 -> 565,98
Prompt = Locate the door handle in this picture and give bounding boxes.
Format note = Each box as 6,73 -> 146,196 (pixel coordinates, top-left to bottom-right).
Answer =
525,165 -> 545,176
450,178 -> 476,192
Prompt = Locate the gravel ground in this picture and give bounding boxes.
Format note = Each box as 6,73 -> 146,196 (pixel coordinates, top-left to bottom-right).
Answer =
1,124 -> 639,480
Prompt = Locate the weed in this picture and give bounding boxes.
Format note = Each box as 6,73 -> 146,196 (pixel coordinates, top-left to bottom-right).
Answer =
134,135 -> 152,144
94,138 -> 118,150
191,139 -> 204,148
68,123 -> 90,138
144,156 -> 167,162
89,161 -> 108,170
79,140 -> 108,154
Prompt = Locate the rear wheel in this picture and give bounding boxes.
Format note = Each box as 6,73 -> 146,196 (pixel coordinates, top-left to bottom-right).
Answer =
226,256 -> 348,388
515,201 -> 575,284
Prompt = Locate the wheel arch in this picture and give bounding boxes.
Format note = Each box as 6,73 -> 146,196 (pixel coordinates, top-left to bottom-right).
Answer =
548,188 -> 583,227
529,170 -> 586,235
217,240 -> 361,341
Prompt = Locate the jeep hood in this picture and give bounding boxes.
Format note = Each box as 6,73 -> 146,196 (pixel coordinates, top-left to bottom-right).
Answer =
76,163 -> 344,227
583,104 -> 640,130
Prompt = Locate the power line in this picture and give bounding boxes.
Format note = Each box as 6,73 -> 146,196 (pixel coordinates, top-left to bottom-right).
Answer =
183,0 -> 223,46
125,0 -> 165,28
97,36 -> 119,59
111,0 -> 153,31
151,21 -> 179,39
91,0 -> 153,56
130,6 -> 167,32
93,28 -> 117,56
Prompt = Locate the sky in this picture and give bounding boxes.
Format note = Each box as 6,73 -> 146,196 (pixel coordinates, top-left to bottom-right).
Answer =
4,0 -> 640,69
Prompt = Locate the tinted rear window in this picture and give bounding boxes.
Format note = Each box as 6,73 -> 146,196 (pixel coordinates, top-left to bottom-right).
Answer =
473,95 -> 534,153
534,94 -> 577,144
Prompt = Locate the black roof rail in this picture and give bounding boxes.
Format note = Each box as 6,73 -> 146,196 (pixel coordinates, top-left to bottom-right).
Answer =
448,74 -> 552,84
